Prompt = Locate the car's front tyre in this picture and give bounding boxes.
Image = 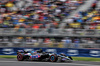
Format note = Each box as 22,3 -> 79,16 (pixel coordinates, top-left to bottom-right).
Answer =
49,55 -> 58,62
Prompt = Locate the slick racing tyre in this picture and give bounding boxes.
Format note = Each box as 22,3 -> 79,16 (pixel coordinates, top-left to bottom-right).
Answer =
17,54 -> 24,61
49,55 -> 58,62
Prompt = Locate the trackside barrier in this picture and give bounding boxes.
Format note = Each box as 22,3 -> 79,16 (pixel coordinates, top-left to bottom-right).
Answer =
0,48 -> 100,58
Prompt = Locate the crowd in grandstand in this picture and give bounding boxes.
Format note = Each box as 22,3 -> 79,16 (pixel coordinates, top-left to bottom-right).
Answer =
0,0 -> 85,28
0,0 -> 100,48
65,0 -> 100,29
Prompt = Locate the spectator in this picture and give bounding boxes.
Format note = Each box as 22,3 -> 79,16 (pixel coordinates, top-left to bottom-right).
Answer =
12,37 -> 23,47
32,38 -> 38,47
91,0 -> 98,10
3,37 -> 9,42
32,38 -> 37,44
65,2 -> 100,29
26,37 -> 32,42
64,37 -> 72,48
74,39 -> 80,48
38,38 -> 43,47
0,38 -> 2,42
0,0 -> 85,29
87,38 -> 95,48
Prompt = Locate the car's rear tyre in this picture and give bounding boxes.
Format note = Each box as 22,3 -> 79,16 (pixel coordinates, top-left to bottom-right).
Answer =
17,54 -> 24,61
49,55 -> 58,62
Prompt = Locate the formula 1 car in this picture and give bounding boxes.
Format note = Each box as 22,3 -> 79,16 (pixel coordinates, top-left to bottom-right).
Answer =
17,49 -> 73,62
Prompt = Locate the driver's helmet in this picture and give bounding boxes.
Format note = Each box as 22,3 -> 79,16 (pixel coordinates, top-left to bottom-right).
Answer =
31,51 -> 35,53
31,51 -> 37,55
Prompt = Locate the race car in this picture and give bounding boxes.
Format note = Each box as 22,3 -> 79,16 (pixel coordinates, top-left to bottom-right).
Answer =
17,49 -> 73,62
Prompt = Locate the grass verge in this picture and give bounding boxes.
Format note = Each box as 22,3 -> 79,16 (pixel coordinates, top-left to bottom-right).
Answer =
72,57 -> 100,62
0,55 -> 16,58
0,55 -> 100,62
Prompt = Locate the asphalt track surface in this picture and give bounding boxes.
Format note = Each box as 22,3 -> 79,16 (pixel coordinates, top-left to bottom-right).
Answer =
0,58 -> 100,66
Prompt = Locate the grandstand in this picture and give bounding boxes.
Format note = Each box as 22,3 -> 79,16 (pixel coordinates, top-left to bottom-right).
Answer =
0,0 -> 100,48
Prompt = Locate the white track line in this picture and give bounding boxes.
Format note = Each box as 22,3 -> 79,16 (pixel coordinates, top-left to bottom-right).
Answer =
0,61 -> 99,66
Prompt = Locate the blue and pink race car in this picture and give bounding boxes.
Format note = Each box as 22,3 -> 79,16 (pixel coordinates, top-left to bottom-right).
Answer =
17,49 -> 73,62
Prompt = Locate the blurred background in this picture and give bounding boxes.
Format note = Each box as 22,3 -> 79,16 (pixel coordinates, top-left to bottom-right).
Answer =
0,0 -> 99,49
